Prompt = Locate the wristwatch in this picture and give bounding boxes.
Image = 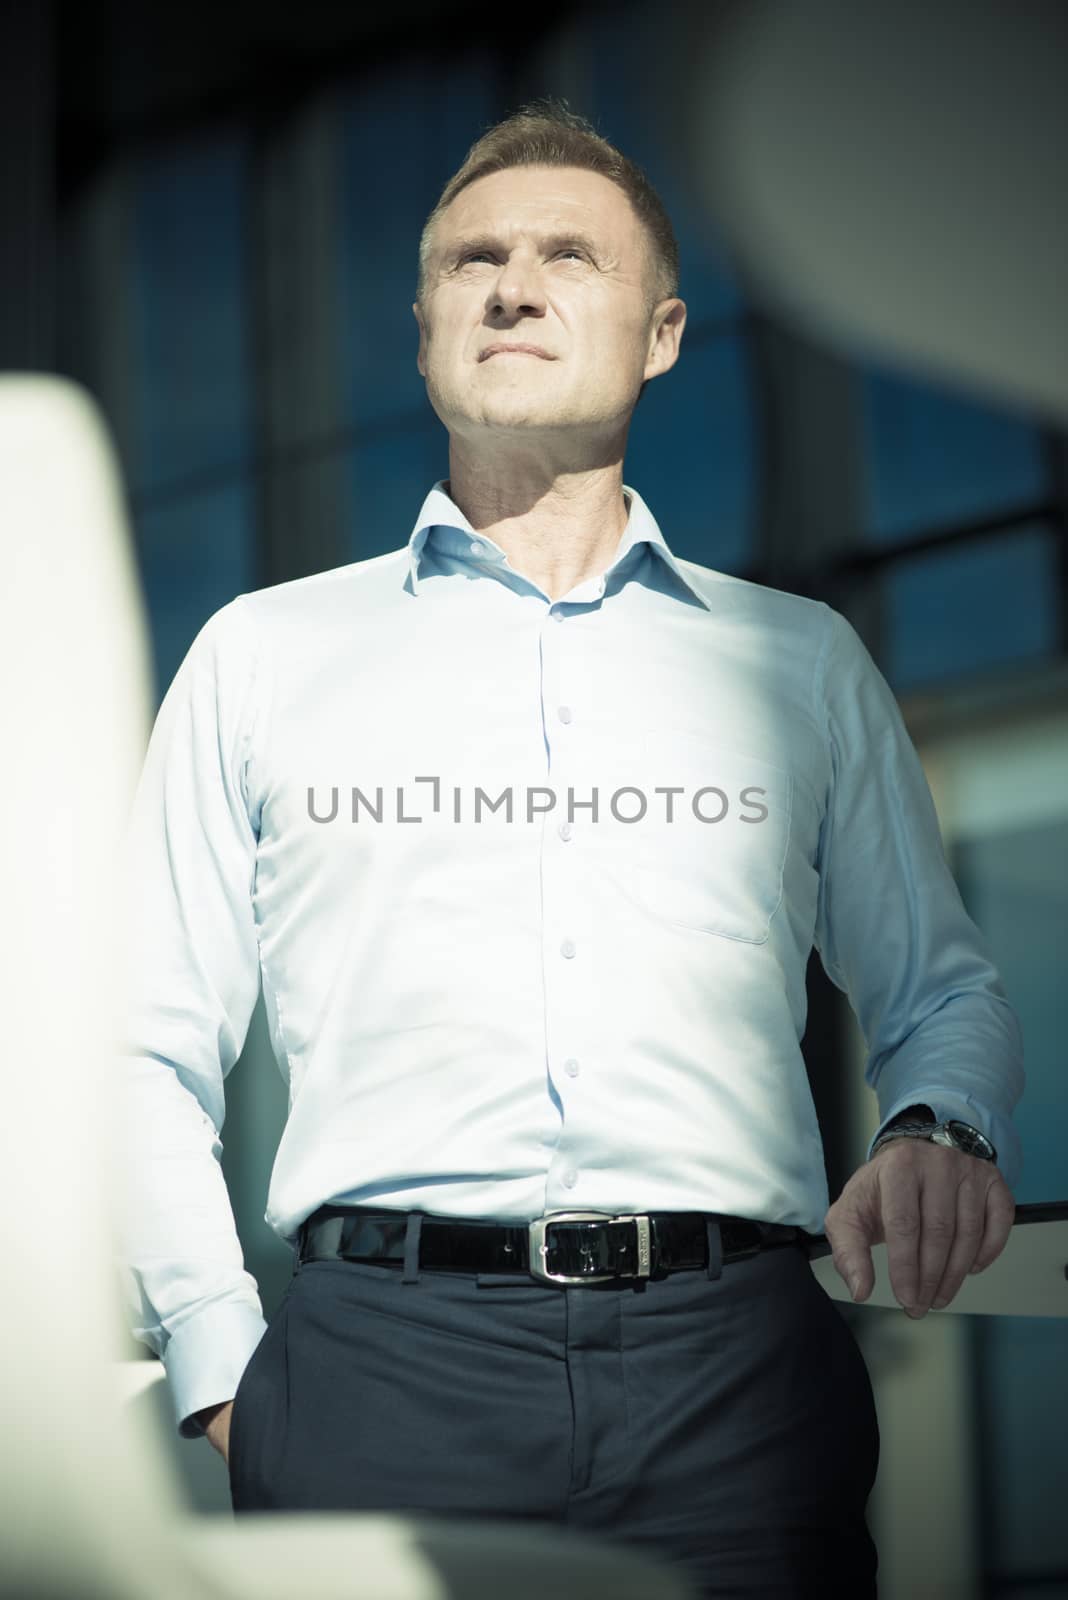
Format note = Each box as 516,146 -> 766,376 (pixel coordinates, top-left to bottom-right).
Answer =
871,1117 -> 997,1164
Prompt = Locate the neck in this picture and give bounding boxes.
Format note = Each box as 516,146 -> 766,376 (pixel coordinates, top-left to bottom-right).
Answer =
445,452 -> 631,603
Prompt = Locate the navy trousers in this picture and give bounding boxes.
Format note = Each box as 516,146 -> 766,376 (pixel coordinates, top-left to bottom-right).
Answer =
228,1215 -> 880,1598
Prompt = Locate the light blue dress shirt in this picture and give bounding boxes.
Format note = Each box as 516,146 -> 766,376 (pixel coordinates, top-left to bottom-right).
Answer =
117,479 -> 1024,1438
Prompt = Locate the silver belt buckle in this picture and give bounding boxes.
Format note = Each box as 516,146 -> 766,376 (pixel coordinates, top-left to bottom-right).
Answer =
527,1210 -> 653,1285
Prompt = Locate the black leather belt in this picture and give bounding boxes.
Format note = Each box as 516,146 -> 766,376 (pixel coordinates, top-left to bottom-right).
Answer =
296,1204 -> 811,1285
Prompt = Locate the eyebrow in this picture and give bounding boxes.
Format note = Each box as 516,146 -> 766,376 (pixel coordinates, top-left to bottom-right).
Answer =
441,231 -> 603,265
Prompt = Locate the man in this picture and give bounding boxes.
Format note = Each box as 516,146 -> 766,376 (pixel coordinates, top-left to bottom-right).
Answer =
118,101 -> 1023,1598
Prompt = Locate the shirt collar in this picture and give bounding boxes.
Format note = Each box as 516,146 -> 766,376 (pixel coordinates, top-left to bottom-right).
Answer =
405,479 -> 713,611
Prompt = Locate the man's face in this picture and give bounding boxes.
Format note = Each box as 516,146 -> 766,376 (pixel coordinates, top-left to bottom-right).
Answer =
413,165 -> 684,446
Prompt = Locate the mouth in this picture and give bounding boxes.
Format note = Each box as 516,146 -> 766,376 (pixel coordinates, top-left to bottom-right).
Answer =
479,344 -> 553,362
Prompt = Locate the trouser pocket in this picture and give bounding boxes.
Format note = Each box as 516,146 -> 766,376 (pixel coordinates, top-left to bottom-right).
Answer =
228,1298 -> 292,1513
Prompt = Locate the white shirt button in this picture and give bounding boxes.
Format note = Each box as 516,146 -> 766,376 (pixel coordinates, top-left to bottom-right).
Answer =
552,608 -> 565,622
558,821 -> 573,841
469,540 -> 484,555
563,1169 -> 578,1189
560,939 -> 576,959
564,1058 -> 580,1078
558,706 -> 573,724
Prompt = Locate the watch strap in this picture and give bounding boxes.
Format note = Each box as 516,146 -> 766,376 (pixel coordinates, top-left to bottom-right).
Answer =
871,1122 -> 939,1159
871,1119 -> 997,1163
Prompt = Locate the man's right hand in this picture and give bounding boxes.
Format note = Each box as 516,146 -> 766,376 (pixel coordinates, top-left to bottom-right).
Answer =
195,1399 -> 234,1463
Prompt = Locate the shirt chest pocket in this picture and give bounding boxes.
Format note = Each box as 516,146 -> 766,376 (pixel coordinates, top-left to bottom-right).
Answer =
620,744 -> 793,944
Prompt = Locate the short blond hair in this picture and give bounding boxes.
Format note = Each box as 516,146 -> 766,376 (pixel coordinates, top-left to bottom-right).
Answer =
417,97 -> 680,312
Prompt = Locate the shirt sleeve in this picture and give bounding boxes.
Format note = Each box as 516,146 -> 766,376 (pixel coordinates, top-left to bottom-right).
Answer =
812,605 -> 1025,1186
114,595 -> 270,1439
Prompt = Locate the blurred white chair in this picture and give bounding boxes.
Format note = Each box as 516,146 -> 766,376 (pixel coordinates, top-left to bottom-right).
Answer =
0,374 -> 696,1600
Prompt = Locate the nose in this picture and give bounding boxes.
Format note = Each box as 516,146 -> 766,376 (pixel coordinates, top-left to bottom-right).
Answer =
486,253 -> 547,319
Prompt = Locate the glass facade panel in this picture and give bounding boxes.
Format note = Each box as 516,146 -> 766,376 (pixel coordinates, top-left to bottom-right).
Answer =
861,366 -> 1048,543
347,420 -> 447,563
884,525 -> 1057,692
625,331 -> 756,573
130,133 -> 250,496
136,479 -> 254,701
954,810 -> 1068,1591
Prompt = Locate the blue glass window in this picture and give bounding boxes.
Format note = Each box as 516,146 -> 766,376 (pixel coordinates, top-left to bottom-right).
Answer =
347,420 -> 446,563
884,525 -> 1057,693
953,824 -> 1068,1583
625,331 -> 756,573
127,132 -> 253,698
861,365 -> 1048,543
137,481 -> 254,701
129,133 -> 251,497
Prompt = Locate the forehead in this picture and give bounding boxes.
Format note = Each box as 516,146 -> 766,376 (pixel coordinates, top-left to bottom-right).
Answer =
436,164 -> 641,251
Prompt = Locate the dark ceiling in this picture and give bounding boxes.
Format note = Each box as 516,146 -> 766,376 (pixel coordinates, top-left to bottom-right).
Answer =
56,0 -> 593,190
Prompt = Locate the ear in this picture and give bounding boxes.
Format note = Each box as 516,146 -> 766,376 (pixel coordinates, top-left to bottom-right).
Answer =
643,298 -> 687,383
413,302 -> 427,377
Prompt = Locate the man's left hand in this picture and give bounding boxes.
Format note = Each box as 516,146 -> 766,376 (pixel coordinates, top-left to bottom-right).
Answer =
823,1138 -> 1016,1316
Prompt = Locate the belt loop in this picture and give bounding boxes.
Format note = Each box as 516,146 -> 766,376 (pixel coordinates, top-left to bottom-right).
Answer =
402,1211 -> 423,1283
705,1219 -> 724,1281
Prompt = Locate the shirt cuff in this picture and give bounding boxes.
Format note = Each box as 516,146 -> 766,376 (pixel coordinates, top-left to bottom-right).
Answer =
163,1299 -> 271,1439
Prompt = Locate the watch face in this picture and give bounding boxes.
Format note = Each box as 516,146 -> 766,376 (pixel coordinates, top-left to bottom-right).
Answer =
947,1120 -> 996,1160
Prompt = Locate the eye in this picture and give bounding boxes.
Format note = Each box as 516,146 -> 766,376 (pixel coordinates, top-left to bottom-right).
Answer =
457,248 -> 587,266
